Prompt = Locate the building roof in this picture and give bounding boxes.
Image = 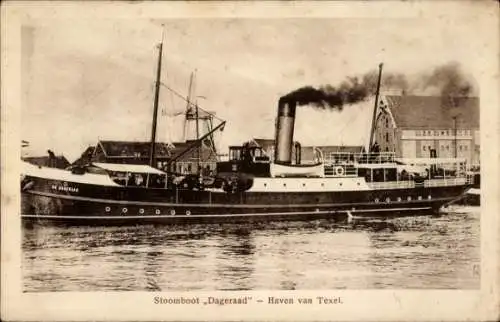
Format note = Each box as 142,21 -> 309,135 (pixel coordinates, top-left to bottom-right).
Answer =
315,145 -> 366,154
250,138 -> 365,160
23,155 -> 70,169
72,146 -> 95,166
252,138 -> 304,148
78,140 -> 217,165
98,140 -> 172,158
384,95 -> 479,129
169,141 -> 218,162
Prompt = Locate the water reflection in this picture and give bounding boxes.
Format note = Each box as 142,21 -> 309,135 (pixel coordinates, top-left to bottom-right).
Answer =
215,228 -> 256,290
143,250 -> 162,291
23,209 -> 480,291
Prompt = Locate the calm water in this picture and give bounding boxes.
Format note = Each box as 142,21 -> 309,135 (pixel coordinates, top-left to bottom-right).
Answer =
22,206 -> 480,291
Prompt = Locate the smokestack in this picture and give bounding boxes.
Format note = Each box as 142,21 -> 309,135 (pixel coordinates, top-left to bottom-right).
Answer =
274,98 -> 297,164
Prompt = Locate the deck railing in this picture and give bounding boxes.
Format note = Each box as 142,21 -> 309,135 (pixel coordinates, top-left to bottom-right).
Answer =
367,181 -> 415,189
323,152 -> 396,165
323,164 -> 358,177
424,177 -> 468,187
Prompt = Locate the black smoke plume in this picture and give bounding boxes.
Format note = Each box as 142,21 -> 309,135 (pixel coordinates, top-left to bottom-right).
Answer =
281,74 -> 378,110
281,62 -> 476,110
420,62 -> 474,108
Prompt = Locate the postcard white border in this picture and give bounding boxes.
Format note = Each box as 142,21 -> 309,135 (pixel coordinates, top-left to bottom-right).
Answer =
2,1 -> 499,321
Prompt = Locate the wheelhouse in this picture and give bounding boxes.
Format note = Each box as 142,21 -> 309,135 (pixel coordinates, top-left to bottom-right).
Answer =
228,145 -> 270,163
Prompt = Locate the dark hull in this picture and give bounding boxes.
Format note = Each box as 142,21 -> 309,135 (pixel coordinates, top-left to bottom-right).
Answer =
457,192 -> 480,206
21,175 -> 469,226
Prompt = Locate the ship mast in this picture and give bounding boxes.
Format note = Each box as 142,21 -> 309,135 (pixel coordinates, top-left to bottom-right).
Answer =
149,31 -> 164,167
183,71 -> 195,141
195,95 -> 201,176
368,63 -> 383,153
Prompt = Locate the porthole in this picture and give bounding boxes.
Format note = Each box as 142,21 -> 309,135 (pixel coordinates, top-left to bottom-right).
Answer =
397,197 -> 402,202
375,198 -> 380,203
155,209 -> 161,215
418,196 -> 422,200
283,183 -> 287,187
105,206 -> 111,212
428,195 -> 432,200
357,182 -> 360,186
407,196 -> 412,201
321,183 -> 325,187
302,183 -> 306,187
122,207 -> 128,213
139,208 -> 145,214
186,210 -> 191,216
264,183 -> 267,187
339,182 -> 343,186
170,209 -> 175,216
385,197 -> 391,203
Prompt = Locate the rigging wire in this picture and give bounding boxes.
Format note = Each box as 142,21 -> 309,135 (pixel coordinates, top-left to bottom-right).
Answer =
159,81 -> 225,123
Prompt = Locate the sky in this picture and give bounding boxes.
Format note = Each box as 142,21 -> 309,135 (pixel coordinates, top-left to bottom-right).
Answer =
21,14 -> 487,162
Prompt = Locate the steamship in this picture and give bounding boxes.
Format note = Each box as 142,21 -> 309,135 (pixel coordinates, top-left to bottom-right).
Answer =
21,41 -> 473,226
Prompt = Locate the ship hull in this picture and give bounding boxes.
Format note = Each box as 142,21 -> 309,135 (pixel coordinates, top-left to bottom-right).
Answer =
21,174 -> 469,226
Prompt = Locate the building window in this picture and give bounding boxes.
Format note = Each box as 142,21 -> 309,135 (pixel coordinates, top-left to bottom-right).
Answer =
441,131 -> 445,135
434,130 -> 439,136
459,145 -> 463,151
385,133 -> 389,142
446,145 -> 449,151
385,118 -> 389,128
446,130 -> 450,136
464,145 -> 468,151
423,145 -> 426,151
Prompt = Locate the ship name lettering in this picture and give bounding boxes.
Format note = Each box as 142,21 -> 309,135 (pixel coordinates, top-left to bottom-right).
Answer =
51,184 -> 78,193
207,296 -> 250,305
316,296 -> 343,304
268,297 -> 293,304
